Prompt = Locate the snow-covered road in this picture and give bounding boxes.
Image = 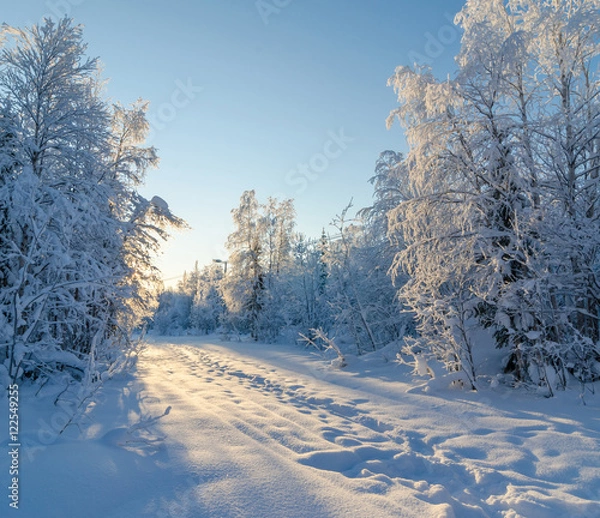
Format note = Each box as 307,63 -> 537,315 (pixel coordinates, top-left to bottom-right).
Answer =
137,340 -> 433,517
6,337 -> 600,517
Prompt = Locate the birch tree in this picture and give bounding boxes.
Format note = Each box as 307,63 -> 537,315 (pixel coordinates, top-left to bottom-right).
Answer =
0,19 -> 182,386
388,0 -> 600,390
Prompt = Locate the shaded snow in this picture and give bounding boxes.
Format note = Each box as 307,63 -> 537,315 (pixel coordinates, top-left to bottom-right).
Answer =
1,336 -> 600,517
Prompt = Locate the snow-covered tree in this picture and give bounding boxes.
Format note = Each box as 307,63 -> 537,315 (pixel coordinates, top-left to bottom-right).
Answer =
325,197 -> 410,355
221,190 -> 265,339
103,100 -> 185,344
387,0 -> 600,391
286,231 -> 330,339
189,264 -> 226,335
220,191 -> 296,341
0,19 -> 182,387
152,289 -> 193,336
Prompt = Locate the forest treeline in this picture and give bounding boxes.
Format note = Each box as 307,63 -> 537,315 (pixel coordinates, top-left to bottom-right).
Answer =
155,0 -> 600,394
154,183 -> 411,354
1,0 -> 599,397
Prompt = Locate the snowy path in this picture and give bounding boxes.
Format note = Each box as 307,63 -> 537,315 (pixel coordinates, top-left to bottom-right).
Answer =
5,337 -> 600,517
136,341 -> 432,517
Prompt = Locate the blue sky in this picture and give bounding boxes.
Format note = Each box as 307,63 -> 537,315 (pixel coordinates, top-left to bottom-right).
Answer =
3,0 -> 465,284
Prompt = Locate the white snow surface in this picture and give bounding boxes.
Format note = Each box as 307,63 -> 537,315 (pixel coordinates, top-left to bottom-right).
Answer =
2,336 -> 600,517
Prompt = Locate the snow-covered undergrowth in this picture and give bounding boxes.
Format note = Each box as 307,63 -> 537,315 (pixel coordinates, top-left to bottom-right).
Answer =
2,336 -> 599,517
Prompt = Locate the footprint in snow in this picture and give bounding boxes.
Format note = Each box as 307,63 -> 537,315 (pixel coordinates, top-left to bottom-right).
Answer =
298,449 -> 361,472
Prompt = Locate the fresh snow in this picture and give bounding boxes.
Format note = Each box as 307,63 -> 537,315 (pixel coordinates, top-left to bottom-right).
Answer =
2,336 -> 600,517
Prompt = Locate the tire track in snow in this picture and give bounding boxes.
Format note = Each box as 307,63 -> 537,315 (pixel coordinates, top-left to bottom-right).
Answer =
142,342 -> 497,517
137,339 -> 600,518
137,342 -> 436,518
174,344 -> 401,443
